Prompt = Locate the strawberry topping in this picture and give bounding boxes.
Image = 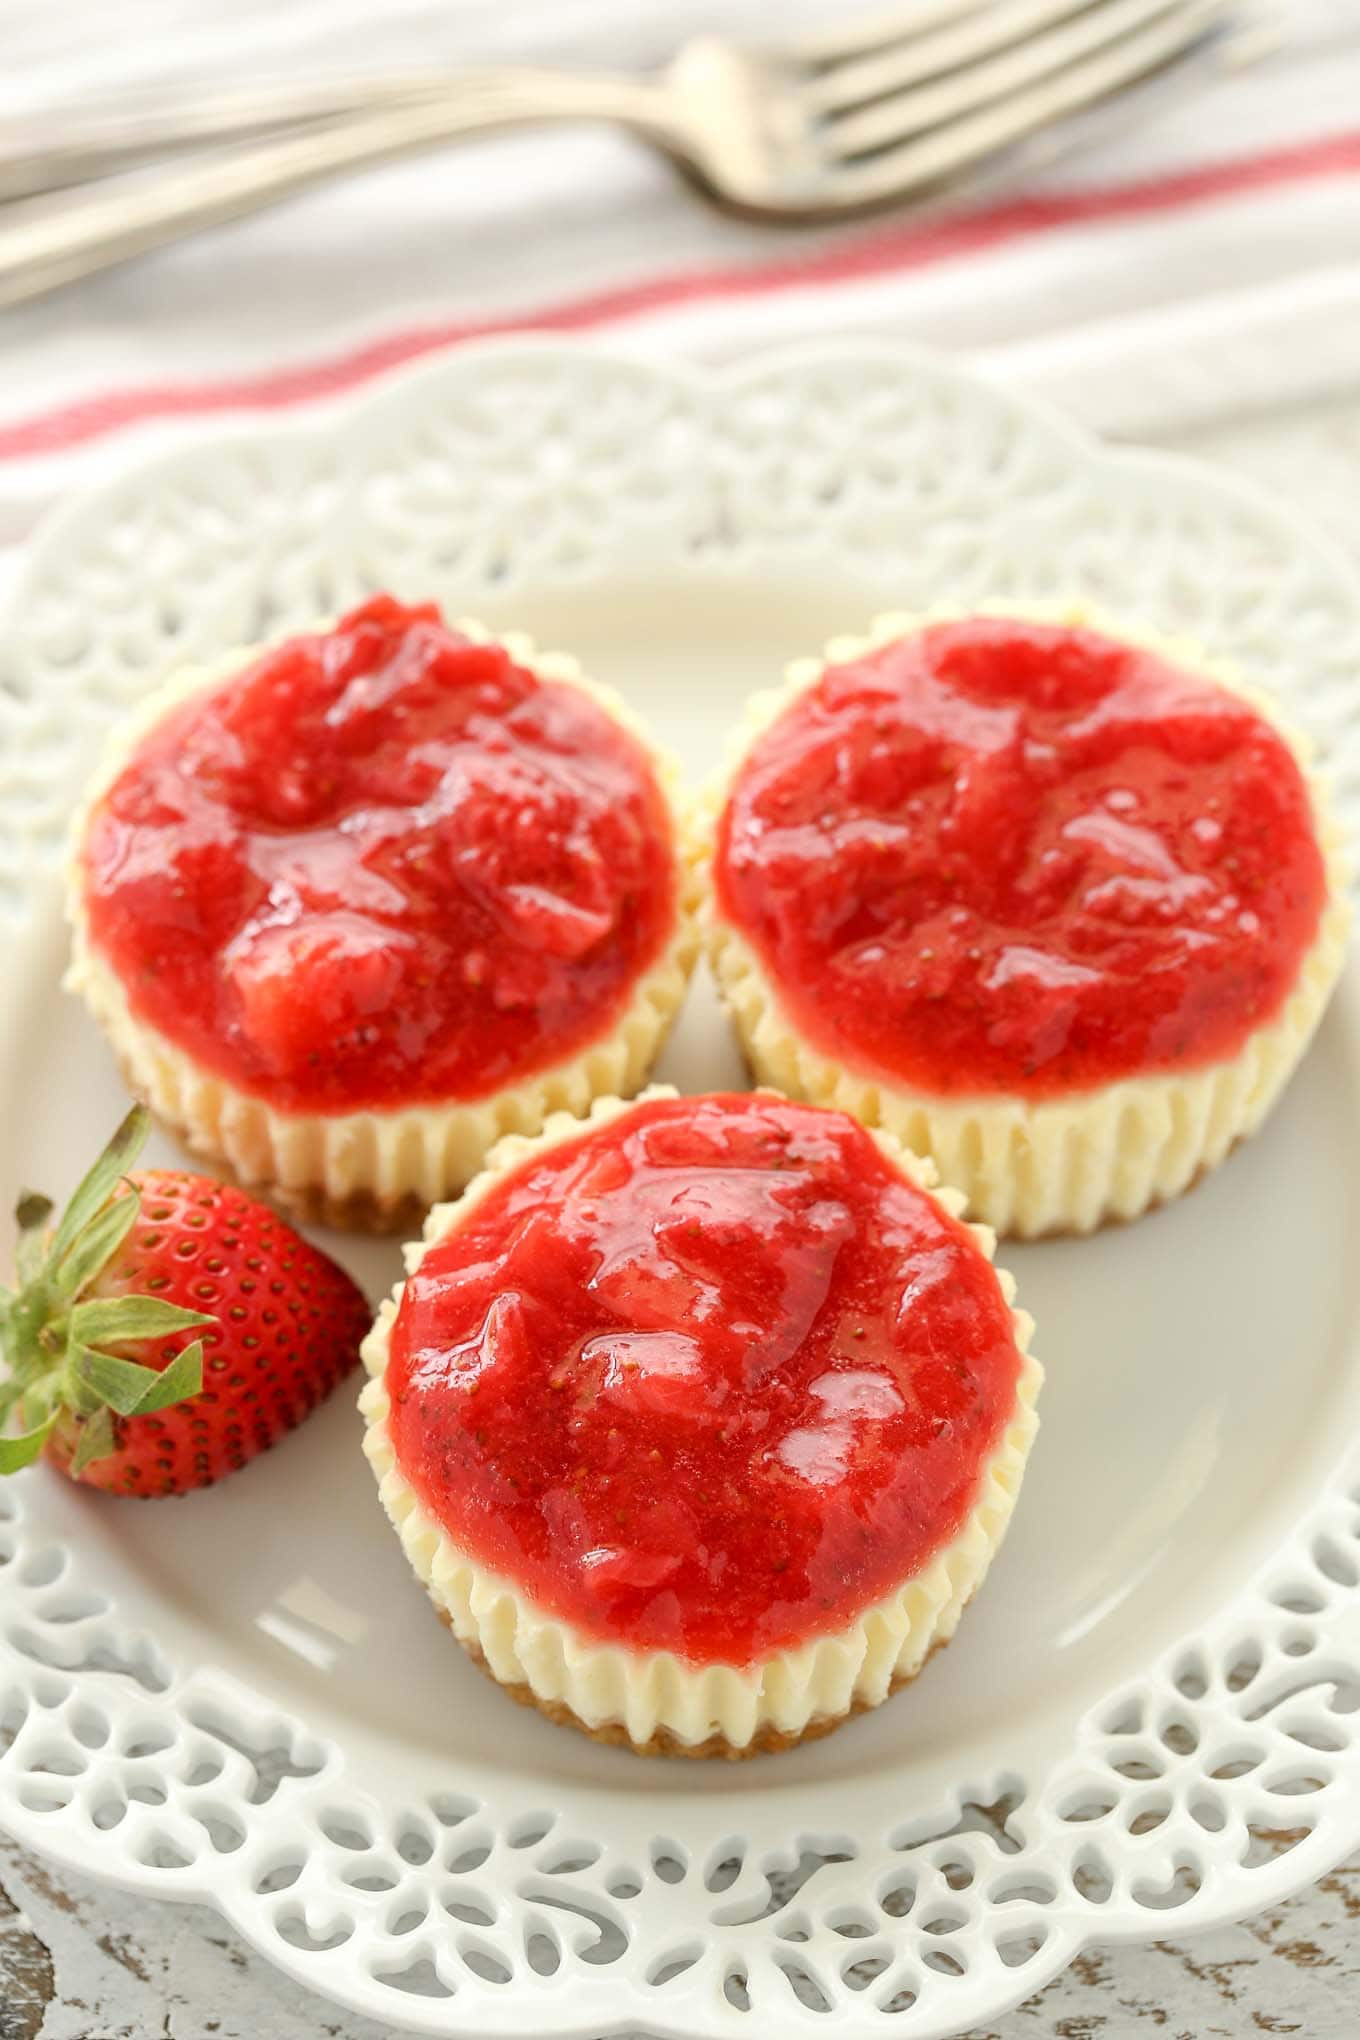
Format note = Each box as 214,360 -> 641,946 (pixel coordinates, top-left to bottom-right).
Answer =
386,1093 -> 1023,1665
79,597 -> 678,1112
716,618 -> 1328,1096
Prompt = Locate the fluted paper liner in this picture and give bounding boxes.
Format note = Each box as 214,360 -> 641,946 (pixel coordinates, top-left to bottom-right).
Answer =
359,1088 -> 1042,1756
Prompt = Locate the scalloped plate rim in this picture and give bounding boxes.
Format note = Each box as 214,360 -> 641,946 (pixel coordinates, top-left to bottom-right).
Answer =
0,336 -> 1358,2040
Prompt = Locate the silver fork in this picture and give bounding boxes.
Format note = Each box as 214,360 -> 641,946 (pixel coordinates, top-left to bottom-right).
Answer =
0,0 -> 1241,309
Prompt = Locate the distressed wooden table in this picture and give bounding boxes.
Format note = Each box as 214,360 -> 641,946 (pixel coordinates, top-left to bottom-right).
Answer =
3,400 -> 1359,2039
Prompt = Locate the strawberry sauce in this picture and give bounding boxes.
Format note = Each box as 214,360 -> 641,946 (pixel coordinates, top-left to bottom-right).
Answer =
385,1093 -> 1022,1665
80,597 -> 677,1113
715,618 -> 1327,1097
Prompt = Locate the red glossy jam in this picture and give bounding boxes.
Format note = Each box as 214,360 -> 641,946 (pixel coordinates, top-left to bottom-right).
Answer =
386,1092 -> 1022,1665
715,618 -> 1328,1098
81,597 -> 677,1113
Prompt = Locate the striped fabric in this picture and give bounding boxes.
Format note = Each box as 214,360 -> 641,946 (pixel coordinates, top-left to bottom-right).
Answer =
2,0 -> 1358,542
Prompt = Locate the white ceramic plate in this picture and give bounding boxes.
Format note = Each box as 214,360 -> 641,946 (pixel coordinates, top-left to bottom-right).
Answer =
2,341 -> 1360,2040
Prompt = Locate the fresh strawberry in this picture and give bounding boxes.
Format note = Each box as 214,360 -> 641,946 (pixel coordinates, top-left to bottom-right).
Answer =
0,1107 -> 371,1496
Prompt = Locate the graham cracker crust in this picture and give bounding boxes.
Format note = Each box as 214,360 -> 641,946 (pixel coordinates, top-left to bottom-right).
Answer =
440,1608 -> 950,1760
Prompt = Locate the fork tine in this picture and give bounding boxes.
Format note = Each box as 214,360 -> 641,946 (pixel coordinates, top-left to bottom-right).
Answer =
825,0 -> 1230,207
791,0 -> 1008,67
826,0 -> 1197,162
803,0 -> 1123,112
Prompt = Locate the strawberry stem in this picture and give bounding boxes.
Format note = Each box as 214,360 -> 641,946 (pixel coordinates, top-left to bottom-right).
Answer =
14,1195 -> 53,1285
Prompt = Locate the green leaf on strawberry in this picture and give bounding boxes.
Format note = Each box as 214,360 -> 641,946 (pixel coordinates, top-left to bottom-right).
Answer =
69,1406 -> 115,1477
68,1340 -> 206,1418
48,1189 -> 142,1306
49,1104 -> 147,1264
68,1295 -> 212,1347
0,1414 -> 57,1474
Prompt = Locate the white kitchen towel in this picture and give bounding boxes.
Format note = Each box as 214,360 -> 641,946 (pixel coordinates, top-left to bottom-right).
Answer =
2,0 -> 1359,545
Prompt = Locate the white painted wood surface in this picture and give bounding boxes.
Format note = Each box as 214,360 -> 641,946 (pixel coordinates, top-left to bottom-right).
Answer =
2,387 -> 1359,2040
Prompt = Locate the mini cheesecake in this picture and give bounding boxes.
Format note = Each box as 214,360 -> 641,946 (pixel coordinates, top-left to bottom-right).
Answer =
67,597 -> 698,1227
705,609 -> 1350,1237
360,1087 -> 1040,1757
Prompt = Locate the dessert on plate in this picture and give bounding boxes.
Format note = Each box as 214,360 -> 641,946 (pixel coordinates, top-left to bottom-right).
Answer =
360,1086 -> 1041,1757
705,608 -> 1350,1236
66,596 -> 698,1227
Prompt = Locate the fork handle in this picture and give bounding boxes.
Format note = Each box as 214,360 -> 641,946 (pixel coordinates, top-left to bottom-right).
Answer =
0,74 -> 490,202
0,70 -> 675,310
